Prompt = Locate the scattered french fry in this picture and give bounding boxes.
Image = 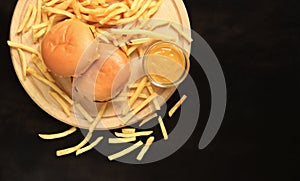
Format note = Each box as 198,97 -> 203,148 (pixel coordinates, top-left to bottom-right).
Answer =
108,141 -> 143,161
158,116 -> 168,140
121,93 -> 158,124
26,68 -> 73,104
115,131 -> 153,138
136,136 -> 154,161
122,128 -> 136,134
110,28 -> 175,41
170,23 -> 193,43
146,85 -> 160,110
139,112 -> 158,127
17,5 -> 33,33
17,49 -> 27,80
49,91 -> 71,116
129,82 -> 151,89
75,104 -> 94,123
168,95 -> 187,117
38,127 -> 76,140
24,5 -> 37,32
7,41 -> 40,56
108,137 -> 136,144
31,54 -> 55,83
76,136 -> 104,156
56,132 -> 92,156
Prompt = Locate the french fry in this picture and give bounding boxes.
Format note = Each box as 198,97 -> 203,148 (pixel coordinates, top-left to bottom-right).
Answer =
7,41 -> 40,56
43,7 -> 76,19
113,0 -> 151,25
115,131 -> 153,138
49,91 -> 71,116
25,5 -> 37,32
108,137 -> 136,144
123,76 -> 147,115
144,0 -> 162,18
33,27 -> 47,43
124,0 -> 143,18
89,102 -> 108,132
109,28 -> 175,41
121,93 -> 158,124
100,7 -> 128,25
139,112 -> 158,127
32,22 -> 49,31
149,20 -> 169,31
126,44 -> 139,56
127,38 -> 151,45
75,104 -> 94,123
158,116 -> 168,140
35,0 -> 42,25
108,141 -> 143,161
136,136 -> 154,161
31,54 -> 55,83
128,77 -> 147,106
119,92 -> 148,99
39,127 -> 76,140
56,103 -> 107,156
170,23 -> 193,43
129,81 -> 151,89
146,85 -> 160,110
17,5 -> 33,33
137,45 -> 144,57
54,0 -> 73,10
168,95 -> 187,117
17,49 -> 27,80
27,68 -> 73,104
76,136 -> 104,156
45,0 -> 61,7
122,128 -> 136,134
56,132 -> 92,156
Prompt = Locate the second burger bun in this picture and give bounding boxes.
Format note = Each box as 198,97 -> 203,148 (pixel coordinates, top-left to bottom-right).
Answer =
41,19 -> 94,77
75,43 -> 131,102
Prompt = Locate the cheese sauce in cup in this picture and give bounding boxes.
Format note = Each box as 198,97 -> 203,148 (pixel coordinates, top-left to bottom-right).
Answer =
143,41 -> 190,88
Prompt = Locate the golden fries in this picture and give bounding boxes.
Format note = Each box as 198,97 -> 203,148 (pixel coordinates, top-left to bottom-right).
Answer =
136,136 -> 154,161
49,91 -> 71,116
7,41 -> 40,56
27,68 -> 73,104
121,93 -> 158,124
158,116 -> 168,140
122,128 -> 136,134
108,137 -> 136,144
168,95 -> 187,117
146,85 -> 160,110
17,5 -> 33,33
38,127 -> 76,140
17,49 -> 27,80
170,23 -> 193,43
108,141 -> 143,161
115,131 -> 153,138
75,104 -> 94,123
76,136 -> 104,156
25,5 -> 37,32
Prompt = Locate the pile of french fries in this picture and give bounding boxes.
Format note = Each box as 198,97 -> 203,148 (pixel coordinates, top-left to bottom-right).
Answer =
8,0 -> 191,160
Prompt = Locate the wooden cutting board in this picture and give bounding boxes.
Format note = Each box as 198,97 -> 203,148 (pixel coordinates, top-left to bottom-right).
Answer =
9,0 -> 191,130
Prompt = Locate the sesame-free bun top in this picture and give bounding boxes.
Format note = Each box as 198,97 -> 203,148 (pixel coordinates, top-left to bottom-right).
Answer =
75,43 -> 130,102
41,19 -> 94,77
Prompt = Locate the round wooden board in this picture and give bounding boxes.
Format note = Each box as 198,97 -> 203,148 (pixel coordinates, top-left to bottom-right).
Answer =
9,0 -> 191,130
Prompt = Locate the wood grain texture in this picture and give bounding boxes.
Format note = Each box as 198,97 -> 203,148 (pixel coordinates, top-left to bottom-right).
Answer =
9,0 -> 191,130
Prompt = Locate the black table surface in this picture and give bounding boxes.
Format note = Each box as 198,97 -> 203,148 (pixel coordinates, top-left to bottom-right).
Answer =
0,0 -> 299,180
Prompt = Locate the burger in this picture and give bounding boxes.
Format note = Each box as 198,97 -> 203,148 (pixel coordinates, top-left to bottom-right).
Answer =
41,19 -> 131,102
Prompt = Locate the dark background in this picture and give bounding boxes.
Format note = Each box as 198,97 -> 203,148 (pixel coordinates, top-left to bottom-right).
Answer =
0,0 -> 299,180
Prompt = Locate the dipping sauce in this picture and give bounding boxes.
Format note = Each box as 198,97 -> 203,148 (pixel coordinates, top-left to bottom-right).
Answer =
143,41 -> 190,87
